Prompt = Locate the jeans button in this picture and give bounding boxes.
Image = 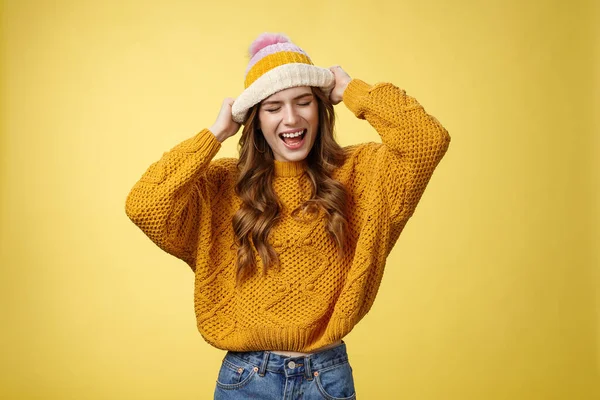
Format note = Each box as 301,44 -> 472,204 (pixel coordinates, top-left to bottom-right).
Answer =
287,361 -> 296,369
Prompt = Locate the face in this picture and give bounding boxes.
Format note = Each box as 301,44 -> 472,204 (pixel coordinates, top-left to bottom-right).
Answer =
258,86 -> 319,162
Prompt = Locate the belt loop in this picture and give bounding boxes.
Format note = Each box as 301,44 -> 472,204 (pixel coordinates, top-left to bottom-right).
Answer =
258,351 -> 270,377
304,355 -> 313,381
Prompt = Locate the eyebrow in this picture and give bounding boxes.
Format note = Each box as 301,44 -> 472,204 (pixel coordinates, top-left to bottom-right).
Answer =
261,93 -> 314,106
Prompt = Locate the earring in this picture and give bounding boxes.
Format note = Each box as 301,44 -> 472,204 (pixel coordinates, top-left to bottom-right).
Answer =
254,130 -> 266,153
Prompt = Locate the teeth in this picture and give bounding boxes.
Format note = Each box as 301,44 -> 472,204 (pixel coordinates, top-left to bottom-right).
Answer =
281,130 -> 304,138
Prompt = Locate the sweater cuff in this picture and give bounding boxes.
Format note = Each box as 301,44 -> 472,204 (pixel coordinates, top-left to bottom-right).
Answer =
342,79 -> 372,119
172,128 -> 222,157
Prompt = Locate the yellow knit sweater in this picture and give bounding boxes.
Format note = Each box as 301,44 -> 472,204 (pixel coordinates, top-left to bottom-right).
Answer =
125,79 -> 450,352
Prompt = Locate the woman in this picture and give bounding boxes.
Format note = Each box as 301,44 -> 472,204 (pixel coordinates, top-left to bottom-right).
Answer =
125,33 -> 450,399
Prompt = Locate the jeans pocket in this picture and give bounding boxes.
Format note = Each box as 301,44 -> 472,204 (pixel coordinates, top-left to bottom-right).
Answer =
215,357 -> 258,390
315,362 -> 356,400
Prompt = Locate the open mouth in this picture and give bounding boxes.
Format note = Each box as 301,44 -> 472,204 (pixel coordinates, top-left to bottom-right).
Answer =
279,129 -> 307,149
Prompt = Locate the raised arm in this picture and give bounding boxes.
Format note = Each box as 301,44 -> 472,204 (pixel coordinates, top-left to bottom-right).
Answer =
341,76 -> 451,225
125,130 -> 224,267
125,98 -> 241,268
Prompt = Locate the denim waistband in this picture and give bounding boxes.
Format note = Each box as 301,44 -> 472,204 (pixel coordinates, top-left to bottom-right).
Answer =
224,342 -> 349,380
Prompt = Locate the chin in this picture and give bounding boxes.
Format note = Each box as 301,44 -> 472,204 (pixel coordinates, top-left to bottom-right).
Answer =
278,149 -> 309,162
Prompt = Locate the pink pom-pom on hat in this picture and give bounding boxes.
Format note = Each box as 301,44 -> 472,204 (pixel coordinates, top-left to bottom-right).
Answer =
248,33 -> 291,58
231,32 -> 335,124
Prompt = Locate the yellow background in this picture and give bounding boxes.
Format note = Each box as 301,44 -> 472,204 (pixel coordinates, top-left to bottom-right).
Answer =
1,0 -> 598,399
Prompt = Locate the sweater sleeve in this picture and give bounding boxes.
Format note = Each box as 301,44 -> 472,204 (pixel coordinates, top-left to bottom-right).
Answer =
125,128 -> 224,269
342,79 -> 451,225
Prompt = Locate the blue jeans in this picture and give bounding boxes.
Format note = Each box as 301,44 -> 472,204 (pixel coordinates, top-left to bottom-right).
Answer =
213,342 -> 356,399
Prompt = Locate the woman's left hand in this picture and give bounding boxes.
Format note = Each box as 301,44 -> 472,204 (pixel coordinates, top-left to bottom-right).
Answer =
328,66 -> 352,105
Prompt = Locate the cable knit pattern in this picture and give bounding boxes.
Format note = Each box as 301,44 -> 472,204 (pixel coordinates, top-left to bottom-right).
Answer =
125,79 -> 451,352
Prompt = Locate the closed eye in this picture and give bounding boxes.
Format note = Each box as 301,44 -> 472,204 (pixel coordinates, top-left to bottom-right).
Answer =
263,101 -> 312,113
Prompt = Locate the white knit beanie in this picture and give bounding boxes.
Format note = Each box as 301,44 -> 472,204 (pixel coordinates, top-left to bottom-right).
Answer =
231,33 -> 335,124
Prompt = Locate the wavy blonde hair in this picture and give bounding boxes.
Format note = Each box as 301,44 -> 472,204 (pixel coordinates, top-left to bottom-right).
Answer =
233,87 -> 348,283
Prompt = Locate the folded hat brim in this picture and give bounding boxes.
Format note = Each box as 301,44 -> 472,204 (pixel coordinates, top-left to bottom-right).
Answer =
231,63 -> 335,124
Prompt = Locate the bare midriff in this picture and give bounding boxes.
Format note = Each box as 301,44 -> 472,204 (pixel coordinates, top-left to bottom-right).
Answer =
269,340 -> 343,357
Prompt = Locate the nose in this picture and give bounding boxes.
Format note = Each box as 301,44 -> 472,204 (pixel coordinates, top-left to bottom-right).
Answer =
283,105 -> 299,125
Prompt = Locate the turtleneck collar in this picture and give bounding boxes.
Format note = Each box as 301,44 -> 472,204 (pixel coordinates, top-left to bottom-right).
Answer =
273,160 -> 307,177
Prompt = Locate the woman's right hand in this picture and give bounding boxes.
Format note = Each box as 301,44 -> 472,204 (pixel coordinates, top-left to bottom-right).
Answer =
209,97 -> 241,143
